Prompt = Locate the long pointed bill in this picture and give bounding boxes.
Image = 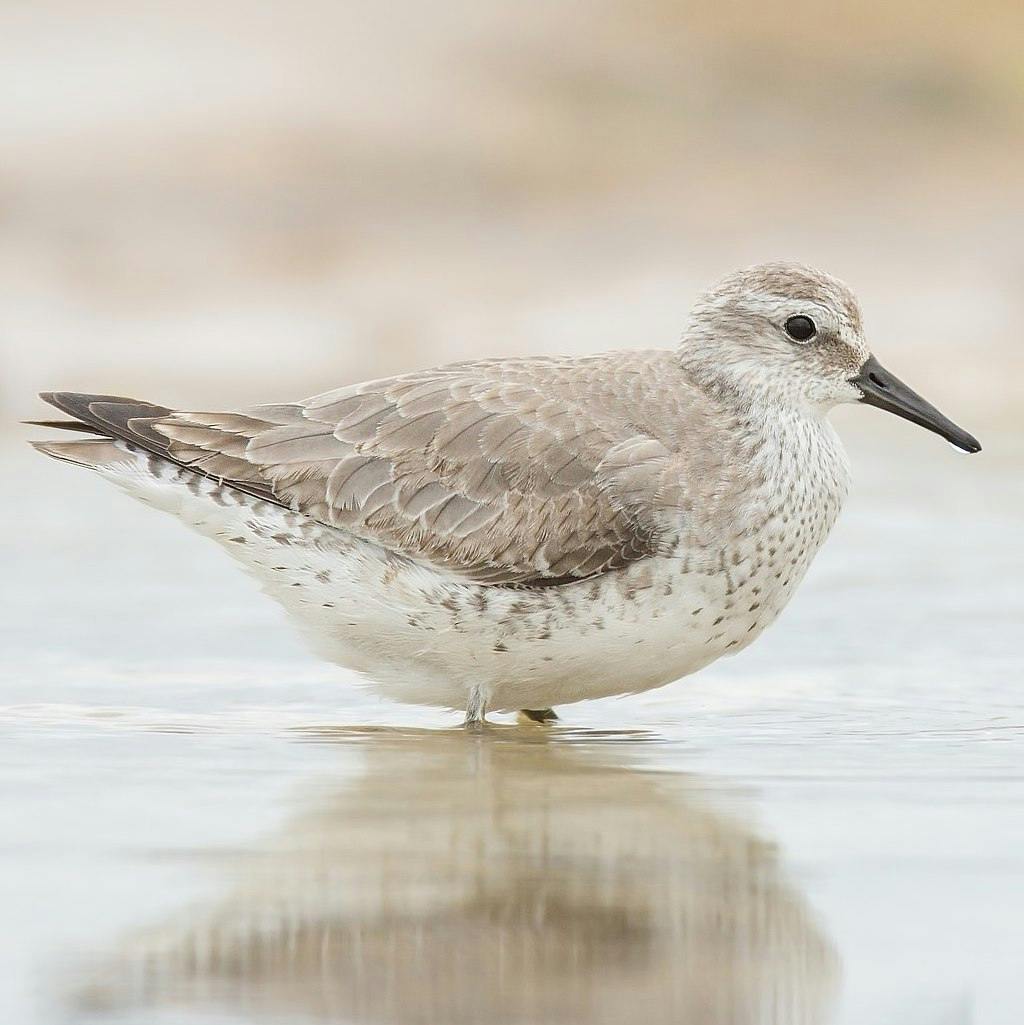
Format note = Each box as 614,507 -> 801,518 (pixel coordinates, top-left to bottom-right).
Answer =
850,356 -> 981,454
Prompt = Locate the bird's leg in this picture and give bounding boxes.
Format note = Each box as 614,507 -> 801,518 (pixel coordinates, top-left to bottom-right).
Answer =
464,685 -> 488,729
517,708 -> 559,725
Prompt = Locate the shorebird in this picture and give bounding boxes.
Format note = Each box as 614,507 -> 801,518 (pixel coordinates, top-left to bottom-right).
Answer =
30,263 -> 980,725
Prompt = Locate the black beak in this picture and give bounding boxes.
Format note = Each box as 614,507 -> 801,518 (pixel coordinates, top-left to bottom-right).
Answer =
850,356 -> 981,454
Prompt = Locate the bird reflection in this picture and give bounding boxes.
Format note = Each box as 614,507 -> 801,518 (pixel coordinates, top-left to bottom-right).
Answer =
75,727 -> 837,1024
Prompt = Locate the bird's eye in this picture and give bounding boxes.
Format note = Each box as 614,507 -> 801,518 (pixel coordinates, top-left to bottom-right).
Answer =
784,315 -> 817,342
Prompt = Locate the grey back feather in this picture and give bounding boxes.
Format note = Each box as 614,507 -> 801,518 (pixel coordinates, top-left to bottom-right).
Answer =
42,352 -> 714,586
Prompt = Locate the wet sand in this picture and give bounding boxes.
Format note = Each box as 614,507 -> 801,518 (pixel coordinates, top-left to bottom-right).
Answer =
2,431 -> 1022,1024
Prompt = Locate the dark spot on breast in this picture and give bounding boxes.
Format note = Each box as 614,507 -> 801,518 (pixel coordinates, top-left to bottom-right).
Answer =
691,608 -> 703,616
322,602 -> 335,608
315,570 -> 332,584
712,615 -> 724,626
227,536 -> 247,545
494,641 -> 509,653
748,602 -> 760,611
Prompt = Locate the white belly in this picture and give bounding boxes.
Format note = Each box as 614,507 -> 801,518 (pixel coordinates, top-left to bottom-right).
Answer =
96,444 -> 832,713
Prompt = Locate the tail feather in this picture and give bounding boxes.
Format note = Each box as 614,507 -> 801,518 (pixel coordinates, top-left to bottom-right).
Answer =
30,391 -> 284,508
38,392 -> 174,453
30,438 -> 134,469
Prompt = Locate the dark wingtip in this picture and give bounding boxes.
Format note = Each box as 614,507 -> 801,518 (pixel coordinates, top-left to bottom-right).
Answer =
22,418 -> 104,434
38,391 -> 89,420
40,390 -> 145,411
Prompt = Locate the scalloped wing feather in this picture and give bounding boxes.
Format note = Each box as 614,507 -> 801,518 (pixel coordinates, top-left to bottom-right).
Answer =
152,353 -> 691,585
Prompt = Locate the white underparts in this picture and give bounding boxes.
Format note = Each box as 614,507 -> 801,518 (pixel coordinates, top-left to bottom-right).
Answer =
38,416 -> 850,714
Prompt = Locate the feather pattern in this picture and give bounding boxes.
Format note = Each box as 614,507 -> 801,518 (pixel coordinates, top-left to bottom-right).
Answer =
30,263 -> 873,715
39,351 -> 727,586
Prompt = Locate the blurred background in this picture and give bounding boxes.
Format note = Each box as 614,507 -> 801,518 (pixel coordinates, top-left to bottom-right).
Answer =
3,4 -> 1024,1025
2,0 -> 1023,421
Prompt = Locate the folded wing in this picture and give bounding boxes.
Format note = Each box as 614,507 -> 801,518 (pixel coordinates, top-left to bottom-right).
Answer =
43,356 -> 685,586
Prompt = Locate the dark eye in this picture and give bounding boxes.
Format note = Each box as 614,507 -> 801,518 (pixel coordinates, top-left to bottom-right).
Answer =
784,315 -> 816,341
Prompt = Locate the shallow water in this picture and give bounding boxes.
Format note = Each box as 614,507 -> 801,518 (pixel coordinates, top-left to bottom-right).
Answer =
2,431 -> 1023,1025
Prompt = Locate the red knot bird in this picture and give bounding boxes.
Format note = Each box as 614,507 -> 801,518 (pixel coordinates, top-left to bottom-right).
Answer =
30,263 -> 981,726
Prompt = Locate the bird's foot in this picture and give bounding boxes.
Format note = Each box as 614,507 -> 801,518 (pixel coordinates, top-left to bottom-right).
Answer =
516,708 -> 559,725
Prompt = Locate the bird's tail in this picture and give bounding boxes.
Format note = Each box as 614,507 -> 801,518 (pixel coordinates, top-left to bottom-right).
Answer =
29,437 -> 133,470
27,391 -> 174,472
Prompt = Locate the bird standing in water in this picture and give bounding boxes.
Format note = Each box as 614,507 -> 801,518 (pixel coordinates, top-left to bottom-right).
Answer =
31,264 -> 980,725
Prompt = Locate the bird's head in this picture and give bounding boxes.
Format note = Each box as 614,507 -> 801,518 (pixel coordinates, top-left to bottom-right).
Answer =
681,262 -> 980,453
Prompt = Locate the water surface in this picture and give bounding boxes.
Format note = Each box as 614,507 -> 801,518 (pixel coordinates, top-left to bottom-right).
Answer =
2,434 -> 1022,1024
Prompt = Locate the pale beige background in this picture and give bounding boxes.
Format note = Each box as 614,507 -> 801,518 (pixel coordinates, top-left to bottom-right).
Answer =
2,0 -> 1022,428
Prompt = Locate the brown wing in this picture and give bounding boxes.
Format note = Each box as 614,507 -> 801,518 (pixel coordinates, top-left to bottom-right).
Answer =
41,355 -> 686,586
